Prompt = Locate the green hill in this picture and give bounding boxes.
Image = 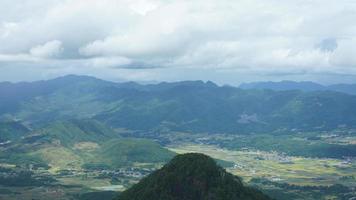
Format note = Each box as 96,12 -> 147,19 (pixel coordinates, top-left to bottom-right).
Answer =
0,119 -> 175,170
35,119 -> 119,146
83,138 -> 175,169
118,153 -> 271,200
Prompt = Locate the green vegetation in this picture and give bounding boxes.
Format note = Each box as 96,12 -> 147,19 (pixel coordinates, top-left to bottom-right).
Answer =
0,167 -> 56,187
31,146 -> 83,170
0,119 -> 176,199
0,121 -> 29,142
251,178 -> 355,200
77,138 -> 175,169
0,76 -> 355,199
88,138 -> 175,168
206,133 -> 356,158
0,119 -> 175,170
76,191 -> 118,200
170,144 -> 356,200
36,119 -> 119,146
1,75 -> 356,133
118,153 -> 271,200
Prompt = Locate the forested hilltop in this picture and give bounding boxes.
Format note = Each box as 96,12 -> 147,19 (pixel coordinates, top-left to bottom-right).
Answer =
118,153 -> 272,200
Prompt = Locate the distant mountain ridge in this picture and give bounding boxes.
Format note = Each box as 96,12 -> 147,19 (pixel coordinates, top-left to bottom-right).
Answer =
118,153 -> 271,200
239,81 -> 356,95
1,75 -> 356,133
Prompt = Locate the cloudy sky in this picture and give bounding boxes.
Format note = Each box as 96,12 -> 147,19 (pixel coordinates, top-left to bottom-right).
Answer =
1,0 -> 356,85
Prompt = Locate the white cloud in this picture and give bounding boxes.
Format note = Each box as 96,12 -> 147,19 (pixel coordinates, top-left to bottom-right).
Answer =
30,40 -> 63,58
129,0 -> 159,16
0,22 -> 19,38
0,40 -> 63,62
0,53 -> 39,62
0,0 -> 356,83
329,39 -> 356,70
85,56 -> 132,68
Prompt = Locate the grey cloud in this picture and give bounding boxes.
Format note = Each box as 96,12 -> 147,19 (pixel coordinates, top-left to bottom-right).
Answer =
317,38 -> 338,52
0,0 -> 356,83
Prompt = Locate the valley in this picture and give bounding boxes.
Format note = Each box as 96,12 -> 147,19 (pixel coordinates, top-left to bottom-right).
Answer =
169,144 -> 356,187
169,144 -> 356,199
1,0 -> 356,198
0,129 -> 355,199
0,119 -> 174,199
0,153 -> 164,199
0,76 -> 355,199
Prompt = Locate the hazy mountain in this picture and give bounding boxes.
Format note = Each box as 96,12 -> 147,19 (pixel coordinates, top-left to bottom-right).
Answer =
0,75 -> 110,113
1,75 -> 356,133
118,153 -> 271,200
328,84 -> 356,95
0,120 -> 30,142
239,81 -> 356,95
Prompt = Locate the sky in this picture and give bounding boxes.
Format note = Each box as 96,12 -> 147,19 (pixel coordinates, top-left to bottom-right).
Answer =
1,0 -> 356,85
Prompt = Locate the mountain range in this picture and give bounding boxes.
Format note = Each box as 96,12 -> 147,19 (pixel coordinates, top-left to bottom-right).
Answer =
239,81 -> 356,95
1,75 -> 356,134
0,75 -> 355,200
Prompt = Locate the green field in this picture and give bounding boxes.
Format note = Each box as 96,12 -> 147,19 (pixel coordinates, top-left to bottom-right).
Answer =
169,144 -> 356,199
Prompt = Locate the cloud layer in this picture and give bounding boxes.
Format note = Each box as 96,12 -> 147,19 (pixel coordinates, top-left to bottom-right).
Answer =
0,0 -> 356,84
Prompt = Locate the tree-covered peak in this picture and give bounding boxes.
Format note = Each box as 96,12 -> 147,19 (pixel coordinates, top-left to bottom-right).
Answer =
118,153 -> 271,200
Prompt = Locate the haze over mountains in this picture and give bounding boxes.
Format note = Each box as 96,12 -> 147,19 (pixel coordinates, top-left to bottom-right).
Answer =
2,0 -> 356,199
0,75 -> 355,199
240,81 -> 356,95
1,75 -> 356,134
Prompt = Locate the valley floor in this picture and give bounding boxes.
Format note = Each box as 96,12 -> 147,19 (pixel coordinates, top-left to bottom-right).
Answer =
0,131 -> 355,200
169,144 -> 356,187
169,144 -> 356,199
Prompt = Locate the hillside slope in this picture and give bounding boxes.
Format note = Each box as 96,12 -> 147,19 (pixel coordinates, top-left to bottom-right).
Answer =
0,120 -> 175,169
0,121 -> 30,142
118,153 -> 271,200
